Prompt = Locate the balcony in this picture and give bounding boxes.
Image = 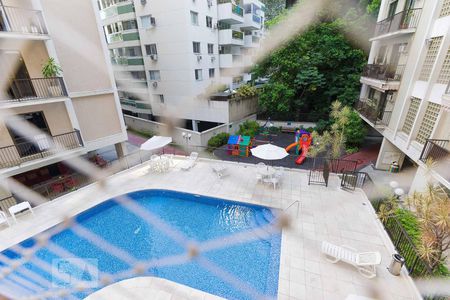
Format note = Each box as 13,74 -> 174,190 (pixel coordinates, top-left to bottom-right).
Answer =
242,13 -> 261,30
217,0 -> 244,24
419,139 -> 450,183
0,77 -> 68,104
219,29 -> 244,46
356,99 -> 392,128
106,31 -> 140,44
99,2 -> 134,20
360,64 -> 405,90
373,8 -> 421,39
111,56 -> 144,66
0,6 -> 47,37
243,34 -> 260,47
0,130 -> 84,169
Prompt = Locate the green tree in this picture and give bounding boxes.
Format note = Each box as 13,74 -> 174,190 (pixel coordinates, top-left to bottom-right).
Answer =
254,21 -> 366,120
343,110 -> 367,148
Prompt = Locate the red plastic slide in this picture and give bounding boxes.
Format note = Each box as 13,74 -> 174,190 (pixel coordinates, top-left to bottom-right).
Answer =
295,143 -> 310,165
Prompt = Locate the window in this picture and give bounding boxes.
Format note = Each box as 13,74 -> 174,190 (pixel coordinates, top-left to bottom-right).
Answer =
207,43 -> 214,54
149,70 -> 161,81
440,0 -> 450,17
419,36 -> 443,81
126,46 -> 142,57
156,94 -> 164,103
206,16 -> 213,28
122,20 -> 137,30
193,42 -> 201,54
130,71 -> 146,80
402,97 -> 421,134
190,11 -> 199,26
437,47 -> 450,84
416,102 -> 441,144
195,69 -> 203,81
209,68 -> 215,78
145,44 -> 158,55
141,15 -> 155,29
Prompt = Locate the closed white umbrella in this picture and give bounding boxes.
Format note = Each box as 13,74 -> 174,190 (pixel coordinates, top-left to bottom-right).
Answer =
251,143 -> 288,160
140,136 -> 172,151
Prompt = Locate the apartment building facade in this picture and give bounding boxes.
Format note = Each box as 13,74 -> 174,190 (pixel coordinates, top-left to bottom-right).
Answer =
0,0 -> 127,196
98,0 -> 264,132
357,0 -> 450,190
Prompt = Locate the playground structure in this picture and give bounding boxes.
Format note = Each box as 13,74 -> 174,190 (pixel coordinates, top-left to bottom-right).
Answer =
285,130 -> 312,165
227,135 -> 252,157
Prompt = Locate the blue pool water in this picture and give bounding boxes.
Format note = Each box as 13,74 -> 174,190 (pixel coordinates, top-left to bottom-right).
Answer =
0,190 -> 281,299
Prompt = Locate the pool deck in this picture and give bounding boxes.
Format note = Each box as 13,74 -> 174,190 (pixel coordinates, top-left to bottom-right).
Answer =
0,157 -> 421,300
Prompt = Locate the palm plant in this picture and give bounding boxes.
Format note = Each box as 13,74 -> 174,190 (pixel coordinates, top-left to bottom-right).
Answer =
406,183 -> 450,271
42,57 -> 62,78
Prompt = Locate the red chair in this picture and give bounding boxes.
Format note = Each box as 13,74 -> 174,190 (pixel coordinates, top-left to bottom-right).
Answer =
64,177 -> 77,189
51,182 -> 65,194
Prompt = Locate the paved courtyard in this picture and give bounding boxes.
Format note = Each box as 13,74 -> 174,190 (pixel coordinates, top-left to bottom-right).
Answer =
0,157 -> 421,300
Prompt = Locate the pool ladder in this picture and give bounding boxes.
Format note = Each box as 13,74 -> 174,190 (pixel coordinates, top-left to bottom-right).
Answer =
284,200 -> 300,218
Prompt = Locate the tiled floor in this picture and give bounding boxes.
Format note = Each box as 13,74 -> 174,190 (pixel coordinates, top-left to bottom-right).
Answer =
0,157 -> 421,300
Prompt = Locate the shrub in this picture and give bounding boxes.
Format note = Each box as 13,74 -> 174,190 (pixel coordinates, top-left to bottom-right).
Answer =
314,119 -> 331,134
237,120 -> 260,137
345,146 -> 359,154
235,84 -> 258,98
344,110 -> 367,147
207,132 -> 230,152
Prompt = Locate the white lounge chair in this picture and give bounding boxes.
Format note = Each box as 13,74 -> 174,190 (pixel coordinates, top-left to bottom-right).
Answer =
321,241 -> 381,279
180,152 -> 198,171
0,211 -> 10,227
9,201 -> 34,223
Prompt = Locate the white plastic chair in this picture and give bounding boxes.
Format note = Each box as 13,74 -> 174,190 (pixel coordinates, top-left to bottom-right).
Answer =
9,202 -> 34,223
321,241 -> 381,279
0,211 -> 10,227
180,152 -> 199,171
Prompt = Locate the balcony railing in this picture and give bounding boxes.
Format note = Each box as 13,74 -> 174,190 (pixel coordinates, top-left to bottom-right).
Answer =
374,8 -> 421,37
356,99 -> 392,127
362,64 -> 405,81
419,139 -> 449,163
0,6 -> 47,35
0,130 -> 84,169
1,77 -> 68,103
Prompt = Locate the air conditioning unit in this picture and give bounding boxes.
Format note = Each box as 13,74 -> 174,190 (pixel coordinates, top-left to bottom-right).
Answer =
150,17 -> 156,26
197,55 -> 202,62
150,54 -> 158,61
152,81 -> 158,88
211,56 -> 215,62
141,0 -> 147,5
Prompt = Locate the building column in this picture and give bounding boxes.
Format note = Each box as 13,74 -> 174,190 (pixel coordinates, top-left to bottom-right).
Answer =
375,137 -> 405,170
114,142 -> 128,158
192,120 -> 199,132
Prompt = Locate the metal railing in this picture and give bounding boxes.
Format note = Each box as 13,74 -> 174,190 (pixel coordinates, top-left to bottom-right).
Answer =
362,64 -> 405,81
2,77 -> 67,103
355,100 -> 392,127
0,130 -> 83,169
419,139 -> 449,163
217,0 -> 244,17
374,8 -> 422,37
0,5 -> 47,35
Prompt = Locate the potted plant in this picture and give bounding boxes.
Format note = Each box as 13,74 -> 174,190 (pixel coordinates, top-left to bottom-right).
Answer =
41,57 -> 62,96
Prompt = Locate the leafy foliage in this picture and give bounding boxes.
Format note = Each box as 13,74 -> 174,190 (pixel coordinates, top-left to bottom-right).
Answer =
236,120 -> 260,138
343,110 -> 367,147
405,184 -> 450,272
235,84 -> 258,98
261,0 -> 286,22
42,57 -> 62,78
254,21 -> 366,119
308,101 -> 365,158
207,132 -> 230,152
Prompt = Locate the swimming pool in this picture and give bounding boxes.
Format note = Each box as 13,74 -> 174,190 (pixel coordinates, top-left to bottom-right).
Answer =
0,190 -> 281,299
